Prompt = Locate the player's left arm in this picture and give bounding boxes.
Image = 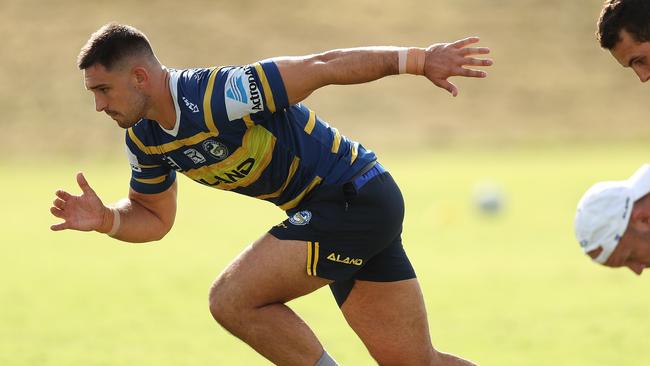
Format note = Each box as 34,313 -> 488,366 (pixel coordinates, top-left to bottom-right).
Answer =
274,36 -> 492,102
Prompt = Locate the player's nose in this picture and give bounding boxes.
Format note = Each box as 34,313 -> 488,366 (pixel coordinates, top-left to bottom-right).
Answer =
635,68 -> 650,83
626,262 -> 645,275
94,95 -> 107,112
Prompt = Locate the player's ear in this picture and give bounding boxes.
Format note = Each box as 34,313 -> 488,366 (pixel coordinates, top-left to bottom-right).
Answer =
132,66 -> 149,87
629,199 -> 650,233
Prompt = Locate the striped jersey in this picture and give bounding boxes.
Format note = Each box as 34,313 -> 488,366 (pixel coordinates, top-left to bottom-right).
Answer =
125,60 -> 376,211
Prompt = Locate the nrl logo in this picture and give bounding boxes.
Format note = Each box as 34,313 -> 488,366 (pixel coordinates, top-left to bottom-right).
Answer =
202,139 -> 229,161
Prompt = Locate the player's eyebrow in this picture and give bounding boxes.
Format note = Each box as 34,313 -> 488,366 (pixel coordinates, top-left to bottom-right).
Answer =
627,56 -> 644,67
87,83 -> 109,90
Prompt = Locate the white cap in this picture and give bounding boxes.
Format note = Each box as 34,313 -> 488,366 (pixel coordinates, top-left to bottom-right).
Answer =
574,164 -> 650,264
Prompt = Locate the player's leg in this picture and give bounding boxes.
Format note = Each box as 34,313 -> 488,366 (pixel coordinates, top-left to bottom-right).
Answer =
327,164 -> 474,365
340,278 -> 476,366
208,233 -> 333,366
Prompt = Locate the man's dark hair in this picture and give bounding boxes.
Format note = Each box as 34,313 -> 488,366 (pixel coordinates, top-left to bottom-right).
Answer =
77,23 -> 154,70
597,0 -> 650,49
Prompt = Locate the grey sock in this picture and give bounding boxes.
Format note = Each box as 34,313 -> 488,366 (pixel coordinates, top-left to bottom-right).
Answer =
314,350 -> 339,366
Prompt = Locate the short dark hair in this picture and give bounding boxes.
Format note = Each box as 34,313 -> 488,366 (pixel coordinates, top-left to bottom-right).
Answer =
77,23 -> 154,70
597,0 -> 650,49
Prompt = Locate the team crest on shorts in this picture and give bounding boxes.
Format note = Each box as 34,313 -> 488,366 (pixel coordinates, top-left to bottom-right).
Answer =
289,210 -> 312,226
202,139 -> 229,161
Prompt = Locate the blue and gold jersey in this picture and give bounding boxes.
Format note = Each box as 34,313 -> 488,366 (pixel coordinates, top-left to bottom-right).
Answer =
125,61 -> 376,211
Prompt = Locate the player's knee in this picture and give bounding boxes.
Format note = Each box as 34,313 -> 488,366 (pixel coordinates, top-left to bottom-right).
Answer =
208,277 -> 240,329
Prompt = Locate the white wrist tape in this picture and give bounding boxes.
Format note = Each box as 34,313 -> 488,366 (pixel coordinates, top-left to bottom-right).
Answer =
398,48 -> 426,75
398,48 -> 408,74
107,208 -> 121,237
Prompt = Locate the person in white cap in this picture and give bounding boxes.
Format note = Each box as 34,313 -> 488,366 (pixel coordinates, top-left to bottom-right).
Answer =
575,165 -> 650,274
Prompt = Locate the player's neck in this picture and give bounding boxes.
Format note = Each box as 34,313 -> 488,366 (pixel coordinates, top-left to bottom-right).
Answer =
145,67 -> 176,130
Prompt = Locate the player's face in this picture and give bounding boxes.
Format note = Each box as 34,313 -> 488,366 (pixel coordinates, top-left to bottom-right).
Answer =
84,63 -> 148,128
588,230 -> 650,275
610,29 -> 650,83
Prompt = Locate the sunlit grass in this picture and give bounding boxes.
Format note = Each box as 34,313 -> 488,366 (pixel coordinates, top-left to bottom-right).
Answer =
2,143 -> 649,365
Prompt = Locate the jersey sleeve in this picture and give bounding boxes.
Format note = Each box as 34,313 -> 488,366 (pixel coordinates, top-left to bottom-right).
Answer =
124,131 -> 176,194
219,60 -> 290,122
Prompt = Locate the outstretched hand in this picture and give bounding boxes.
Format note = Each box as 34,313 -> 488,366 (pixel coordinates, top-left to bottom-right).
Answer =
423,37 -> 492,97
50,173 -> 110,232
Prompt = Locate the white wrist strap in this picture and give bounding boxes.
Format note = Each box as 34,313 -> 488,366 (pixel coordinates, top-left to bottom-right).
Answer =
398,48 -> 408,74
107,208 -> 121,237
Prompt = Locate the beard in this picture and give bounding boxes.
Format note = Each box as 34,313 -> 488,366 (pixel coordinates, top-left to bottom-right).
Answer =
111,89 -> 150,129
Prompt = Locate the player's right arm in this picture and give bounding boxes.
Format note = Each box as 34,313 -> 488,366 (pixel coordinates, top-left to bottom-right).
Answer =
50,172 -> 177,243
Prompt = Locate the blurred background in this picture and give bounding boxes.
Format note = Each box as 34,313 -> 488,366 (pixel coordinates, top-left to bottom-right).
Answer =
2,0 -> 649,157
1,0 -> 649,365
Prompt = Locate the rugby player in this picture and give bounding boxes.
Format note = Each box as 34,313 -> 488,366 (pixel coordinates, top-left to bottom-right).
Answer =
596,0 -> 650,82
50,23 -> 492,365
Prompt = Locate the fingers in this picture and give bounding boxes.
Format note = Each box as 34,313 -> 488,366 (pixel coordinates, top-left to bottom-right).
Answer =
433,79 -> 458,97
463,57 -> 493,67
458,67 -> 488,78
451,36 -> 481,49
76,172 -> 94,195
458,47 -> 492,68
50,221 -> 69,231
50,206 -> 65,219
55,189 -> 72,200
51,173 -> 90,232
452,39 -> 493,70
53,198 -> 65,210
460,47 -> 491,56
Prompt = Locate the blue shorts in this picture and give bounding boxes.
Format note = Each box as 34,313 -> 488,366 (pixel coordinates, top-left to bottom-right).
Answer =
269,162 -> 416,306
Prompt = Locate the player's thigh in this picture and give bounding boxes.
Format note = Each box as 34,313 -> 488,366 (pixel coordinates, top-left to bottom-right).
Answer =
210,233 -> 332,308
340,278 -> 434,364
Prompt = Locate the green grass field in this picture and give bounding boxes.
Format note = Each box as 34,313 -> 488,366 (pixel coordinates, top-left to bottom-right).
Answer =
2,143 -> 649,366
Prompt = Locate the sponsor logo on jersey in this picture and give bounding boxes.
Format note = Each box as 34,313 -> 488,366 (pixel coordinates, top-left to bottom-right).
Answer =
226,75 -> 248,104
183,148 -> 206,164
327,253 -> 363,266
202,139 -> 229,161
289,210 -> 312,226
244,67 -> 263,112
182,96 -> 200,113
224,66 -> 265,121
197,157 -> 255,186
